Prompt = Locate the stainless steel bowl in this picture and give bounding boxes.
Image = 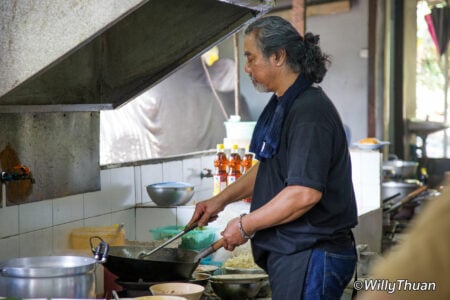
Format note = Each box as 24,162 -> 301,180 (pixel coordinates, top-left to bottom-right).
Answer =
146,182 -> 194,206
210,274 -> 268,300
189,272 -> 211,286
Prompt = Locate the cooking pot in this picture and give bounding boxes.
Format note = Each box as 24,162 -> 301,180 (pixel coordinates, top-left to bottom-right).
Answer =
382,155 -> 418,179
0,241 -> 108,298
382,180 -> 422,203
91,236 -> 223,282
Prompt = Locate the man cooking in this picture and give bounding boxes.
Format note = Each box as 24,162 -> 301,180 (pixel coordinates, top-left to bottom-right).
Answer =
188,16 -> 358,300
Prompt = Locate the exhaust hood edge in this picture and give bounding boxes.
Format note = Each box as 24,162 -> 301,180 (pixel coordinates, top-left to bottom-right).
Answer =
0,0 -> 274,113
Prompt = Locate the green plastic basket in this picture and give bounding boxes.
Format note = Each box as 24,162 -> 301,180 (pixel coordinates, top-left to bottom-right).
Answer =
150,225 -> 218,250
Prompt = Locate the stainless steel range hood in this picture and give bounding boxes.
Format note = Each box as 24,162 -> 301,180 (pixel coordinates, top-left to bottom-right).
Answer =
0,0 -> 272,206
0,0 -> 273,113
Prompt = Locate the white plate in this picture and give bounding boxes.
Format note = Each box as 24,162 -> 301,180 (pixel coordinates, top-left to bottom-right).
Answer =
353,141 -> 390,150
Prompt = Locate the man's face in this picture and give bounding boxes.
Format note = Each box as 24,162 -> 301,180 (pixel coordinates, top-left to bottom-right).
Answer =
244,33 -> 275,93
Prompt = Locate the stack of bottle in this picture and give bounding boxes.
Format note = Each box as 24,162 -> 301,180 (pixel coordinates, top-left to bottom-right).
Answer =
213,143 -> 228,196
213,144 -> 255,202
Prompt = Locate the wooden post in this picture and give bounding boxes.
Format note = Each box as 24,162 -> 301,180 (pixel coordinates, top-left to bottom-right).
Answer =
292,0 -> 306,36
233,33 -> 240,117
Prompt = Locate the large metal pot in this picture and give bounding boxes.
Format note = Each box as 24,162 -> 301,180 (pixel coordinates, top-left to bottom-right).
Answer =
382,155 -> 418,179
382,180 -> 422,203
0,242 -> 108,298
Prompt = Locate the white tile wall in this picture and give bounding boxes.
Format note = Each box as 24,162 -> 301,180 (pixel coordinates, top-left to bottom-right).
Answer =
182,158 -> 202,204
19,227 -> 53,257
53,194 -> 84,225
134,166 -> 142,204
111,208 -> 136,241
84,169 -> 118,218
0,205 -> 19,238
0,149 -> 379,264
0,236 -> 19,262
176,206 -> 196,226
162,161 -> 183,182
0,164 -> 144,260
0,153 -> 213,299
200,154 -> 215,192
136,207 -> 177,241
52,220 -> 84,254
84,214 -> 112,227
109,167 -> 136,211
19,200 -> 53,233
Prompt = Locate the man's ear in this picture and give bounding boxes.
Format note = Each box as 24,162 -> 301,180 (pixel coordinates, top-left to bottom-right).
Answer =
271,49 -> 287,67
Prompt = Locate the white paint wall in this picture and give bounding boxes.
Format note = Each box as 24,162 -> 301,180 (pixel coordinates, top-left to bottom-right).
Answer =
220,1 -> 369,143
308,0 -> 369,144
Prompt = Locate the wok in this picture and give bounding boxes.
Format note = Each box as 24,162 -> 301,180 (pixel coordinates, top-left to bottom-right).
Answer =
91,237 -> 223,282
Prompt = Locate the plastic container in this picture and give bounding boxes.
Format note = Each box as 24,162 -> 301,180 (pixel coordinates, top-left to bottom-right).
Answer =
70,225 -> 125,251
224,121 -> 256,140
150,226 -> 217,250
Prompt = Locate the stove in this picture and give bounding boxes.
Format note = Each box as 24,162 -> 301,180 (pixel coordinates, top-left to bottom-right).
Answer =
105,278 -> 220,299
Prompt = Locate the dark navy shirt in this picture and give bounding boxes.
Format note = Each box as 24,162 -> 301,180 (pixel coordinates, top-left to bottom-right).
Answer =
250,86 -> 358,264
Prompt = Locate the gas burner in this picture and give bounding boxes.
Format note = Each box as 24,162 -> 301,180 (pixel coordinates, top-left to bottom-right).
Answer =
116,278 -> 184,290
115,278 -> 191,297
114,278 -> 220,300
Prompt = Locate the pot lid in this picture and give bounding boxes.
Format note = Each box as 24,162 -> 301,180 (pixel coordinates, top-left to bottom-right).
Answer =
382,180 -> 422,187
0,256 -> 97,278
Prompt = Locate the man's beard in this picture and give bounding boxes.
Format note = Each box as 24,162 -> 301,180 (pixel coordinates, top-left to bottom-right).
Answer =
250,76 -> 269,93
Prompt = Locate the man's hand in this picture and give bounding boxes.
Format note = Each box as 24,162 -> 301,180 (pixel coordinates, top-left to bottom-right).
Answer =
188,198 -> 223,227
221,217 -> 248,251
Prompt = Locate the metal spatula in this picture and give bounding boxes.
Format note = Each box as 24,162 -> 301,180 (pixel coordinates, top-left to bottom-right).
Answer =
137,222 -> 198,259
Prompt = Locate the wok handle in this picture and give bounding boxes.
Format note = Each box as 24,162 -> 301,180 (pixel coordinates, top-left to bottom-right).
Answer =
385,185 -> 428,213
210,238 -> 224,252
89,236 -> 109,263
194,238 -> 224,262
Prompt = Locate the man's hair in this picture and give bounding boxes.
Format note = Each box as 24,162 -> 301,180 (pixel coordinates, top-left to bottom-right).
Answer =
244,16 -> 330,83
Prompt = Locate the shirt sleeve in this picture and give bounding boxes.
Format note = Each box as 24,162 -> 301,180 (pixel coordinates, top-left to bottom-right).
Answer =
284,121 -> 334,193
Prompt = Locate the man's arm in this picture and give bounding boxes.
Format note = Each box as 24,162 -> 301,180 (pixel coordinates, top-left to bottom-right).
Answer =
189,162 -> 259,227
240,185 -> 322,236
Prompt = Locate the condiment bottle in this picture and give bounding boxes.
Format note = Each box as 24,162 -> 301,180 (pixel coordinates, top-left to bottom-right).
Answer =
242,145 -> 254,203
227,144 -> 242,185
419,167 -> 429,185
213,144 -> 228,196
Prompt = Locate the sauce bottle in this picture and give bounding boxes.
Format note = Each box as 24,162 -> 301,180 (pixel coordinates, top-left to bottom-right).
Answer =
419,167 -> 429,185
213,144 -> 228,196
227,144 -> 242,185
242,146 -> 254,203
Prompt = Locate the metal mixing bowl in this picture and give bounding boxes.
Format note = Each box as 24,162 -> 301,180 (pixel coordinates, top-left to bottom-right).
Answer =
146,182 -> 195,206
210,274 -> 269,300
189,272 -> 211,286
